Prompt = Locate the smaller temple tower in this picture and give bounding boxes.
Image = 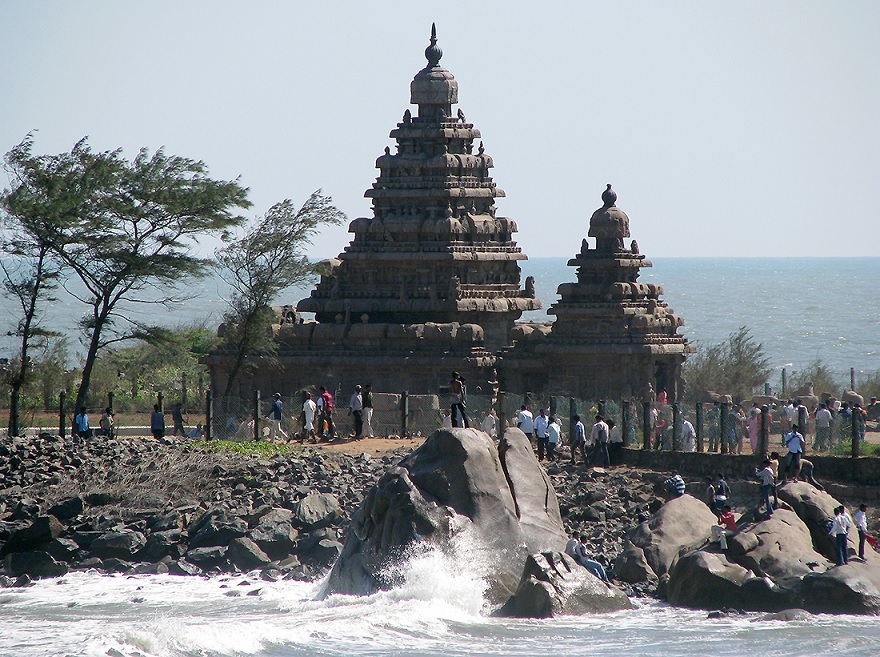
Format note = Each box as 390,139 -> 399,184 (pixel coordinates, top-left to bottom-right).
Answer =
501,185 -> 690,400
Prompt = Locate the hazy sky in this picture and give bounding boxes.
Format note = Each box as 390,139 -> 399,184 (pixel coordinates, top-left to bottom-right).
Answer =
2,2 -> 878,259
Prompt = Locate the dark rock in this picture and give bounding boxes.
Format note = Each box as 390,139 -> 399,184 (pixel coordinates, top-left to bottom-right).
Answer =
291,493 -> 341,529
10,498 -> 41,520
5,516 -> 65,553
102,558 -> 134,573
168,559 -> 202,576
497,552 -> 633,618
88,529 -> 146,560
45,537 -> 81,562
143,530 -> 185,561
186,546 -> 229,571
188,508 -> 248,548
227,537 -> 272,571
4,551 -> 69,578
84,492 -> 116,506
47,496 -> 85,520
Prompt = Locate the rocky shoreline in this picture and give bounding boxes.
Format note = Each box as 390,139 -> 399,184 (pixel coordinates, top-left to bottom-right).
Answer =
0,432 -> 670,595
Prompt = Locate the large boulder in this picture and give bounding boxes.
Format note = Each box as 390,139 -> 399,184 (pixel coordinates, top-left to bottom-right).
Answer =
324,428 -> 571,608
497,552 -> 632,617
614,494 -> 717,582
666,485 -> 880,614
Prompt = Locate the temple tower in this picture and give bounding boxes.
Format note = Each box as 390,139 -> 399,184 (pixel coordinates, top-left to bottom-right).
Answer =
298,25 -> 540,349
501,185 -> 690,400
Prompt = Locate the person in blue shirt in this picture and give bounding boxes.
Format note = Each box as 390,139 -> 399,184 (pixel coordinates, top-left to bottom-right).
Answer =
74,407 -> 91,440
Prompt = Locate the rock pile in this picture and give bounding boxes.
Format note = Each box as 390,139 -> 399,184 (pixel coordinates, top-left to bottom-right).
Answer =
0,432 -> 397,586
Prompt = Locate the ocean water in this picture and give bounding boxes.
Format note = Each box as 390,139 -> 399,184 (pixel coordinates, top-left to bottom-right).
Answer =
0,258 -> 876,385
3,556 -> 880,657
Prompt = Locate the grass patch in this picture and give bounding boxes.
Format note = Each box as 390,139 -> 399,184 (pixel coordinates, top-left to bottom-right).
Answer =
189,439 -> 309,458
828,440 -> 880,457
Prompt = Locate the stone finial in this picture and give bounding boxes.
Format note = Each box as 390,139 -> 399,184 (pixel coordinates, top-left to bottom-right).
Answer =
425,23 -> 443,67
457,108 -> 466,123
478,141 -> 485,155
631,240 -> 639,254
403,109 -> 412,124
602,183 -> 617,208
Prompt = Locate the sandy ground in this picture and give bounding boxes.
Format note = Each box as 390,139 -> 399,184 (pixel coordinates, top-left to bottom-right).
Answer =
311,435 -> 427,456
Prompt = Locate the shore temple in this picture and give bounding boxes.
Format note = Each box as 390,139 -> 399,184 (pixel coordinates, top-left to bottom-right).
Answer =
205,26 -> 690,402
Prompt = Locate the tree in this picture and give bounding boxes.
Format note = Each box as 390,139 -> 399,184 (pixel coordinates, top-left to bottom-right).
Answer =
683,326 -> 772,402
215,191 -> 346,396
1,134 -> 69,434
788,359 -> 841,399
1,136 -> 251,412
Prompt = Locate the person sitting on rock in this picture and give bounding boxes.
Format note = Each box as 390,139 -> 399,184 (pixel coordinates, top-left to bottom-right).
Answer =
564,532 -> 580,559
711,504 -> 737,550
664,471 -> 686,498
576,535 -> 609,582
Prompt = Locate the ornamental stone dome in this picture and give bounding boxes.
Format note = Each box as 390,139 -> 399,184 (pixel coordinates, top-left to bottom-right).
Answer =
410,23 -> 458,114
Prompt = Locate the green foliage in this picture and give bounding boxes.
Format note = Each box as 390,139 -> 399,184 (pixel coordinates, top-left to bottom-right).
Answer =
829,440 -> 880,457
682,326 -> 772,402
190,438 -> 308,458
88,324 -> 218,412
1,135 -> 251,411
215,191 -> 345,396
787,359 -> 842,398
856,370 -> 880,401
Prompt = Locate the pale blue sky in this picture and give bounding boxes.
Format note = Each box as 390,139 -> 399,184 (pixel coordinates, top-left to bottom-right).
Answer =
2,1 -> 878,259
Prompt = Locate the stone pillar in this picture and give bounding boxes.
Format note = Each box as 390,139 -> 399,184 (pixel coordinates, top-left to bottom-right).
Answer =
672,403 -> 681,451
720,402 -> 730,454
695,402 -> 704,453
642,401 -> 652,451
206,389 -> 213,441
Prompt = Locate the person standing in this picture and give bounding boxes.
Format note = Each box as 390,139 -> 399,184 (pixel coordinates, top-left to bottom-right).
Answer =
172,403 -> 186,437
516,405 -> 534,442
547,415 -> 561,460
99,407 -> 114,439
319,386 -> 336,440
747,406 -> 760,454
814,403 -> 832,451
449,372 -> 469,428
348,385 -> 364,439
855,504 -> 869,561
362,384 -> 375,438
657,387 -> 668,405
302,392 -> 317,442
680,416 -> 696,452
534,408 -> 550,461
608,419 -> 623,464
266,393 -> 288,441
481,409 -> 498,439
589,414 -> 610,467
74,407 -> 91,440
755,459 -> 775,517
570,415 -> 586,465
783,424 -> 805,481
150,404 -> 165,440
830,505 -> 852,566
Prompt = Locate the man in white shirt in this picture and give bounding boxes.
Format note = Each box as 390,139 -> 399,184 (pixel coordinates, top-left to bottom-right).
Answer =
547,416 -> 561,460
783,424 -> 804,481
516,405 -> 534,441
481,411 -> 497,439
589,415 -> 610,467
855,503 -> 869,560
680,417 -> 696,452
533,408 -> 550,461
348,385 -> 364,438
302,393 -> 317,442
830,505 -> 852,565
814,403 -> 832,451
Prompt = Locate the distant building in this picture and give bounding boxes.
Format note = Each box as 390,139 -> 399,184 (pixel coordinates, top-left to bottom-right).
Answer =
204,27 -> 689,401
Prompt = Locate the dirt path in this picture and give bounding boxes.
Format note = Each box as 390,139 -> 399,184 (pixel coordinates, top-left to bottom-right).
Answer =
313,435 -> 427,456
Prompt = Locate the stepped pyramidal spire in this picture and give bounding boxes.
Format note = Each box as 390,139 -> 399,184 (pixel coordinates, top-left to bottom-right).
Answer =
298,26 -> 541,348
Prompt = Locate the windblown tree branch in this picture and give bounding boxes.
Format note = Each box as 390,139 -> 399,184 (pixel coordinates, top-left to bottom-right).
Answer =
215,191 -> 346,396
682,326 -> 772,402
1,135 -> 251,412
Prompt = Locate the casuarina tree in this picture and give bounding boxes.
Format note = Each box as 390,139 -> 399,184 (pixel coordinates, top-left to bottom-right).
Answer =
0,135 -> 251,414
215,191 -> 345,396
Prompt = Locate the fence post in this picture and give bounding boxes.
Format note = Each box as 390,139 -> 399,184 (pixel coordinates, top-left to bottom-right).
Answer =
402,390 -> 409,438
598,399 -> 606,419
157,391 -> 164,412
851,368 -> 856,392
253,390 -> 261,441
852,407 -> 861,458
59,391 -> 66,438
782,368 -> 787,397
570,397 -> 577,449
622,400 -> 631,447
182,372 -> 188,407
205,389 -> 213,441
695,402 -> 704,452
720,402 -> 730,454
108,391 -> 114,413
642,401 -> 652,450
672,403 -> 681,451
759,405 -> 770,456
